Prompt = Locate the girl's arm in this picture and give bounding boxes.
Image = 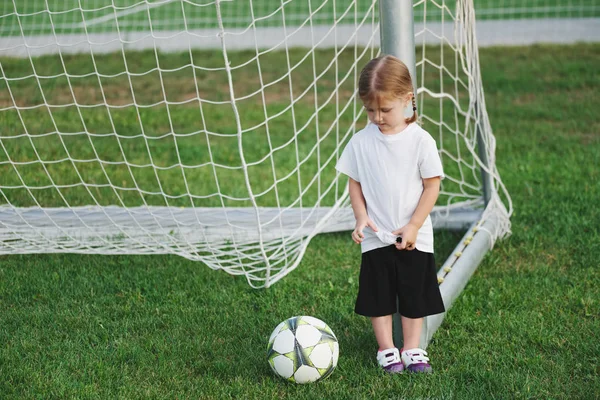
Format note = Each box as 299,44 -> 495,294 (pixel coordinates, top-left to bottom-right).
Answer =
409,176 -> 441,229
393,176 -> 441,250
349,178 -> 378,244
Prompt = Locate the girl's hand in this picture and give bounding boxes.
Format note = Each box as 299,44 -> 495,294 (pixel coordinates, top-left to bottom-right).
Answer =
352,218 -> 378,244
392,223 -> 418,250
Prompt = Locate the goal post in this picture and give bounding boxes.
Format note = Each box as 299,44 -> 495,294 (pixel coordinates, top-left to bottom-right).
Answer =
0,0 -> 512,346
380,0 -> 505,349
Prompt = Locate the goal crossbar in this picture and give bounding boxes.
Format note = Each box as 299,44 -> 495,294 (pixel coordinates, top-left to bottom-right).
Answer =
0,203 -> 483,247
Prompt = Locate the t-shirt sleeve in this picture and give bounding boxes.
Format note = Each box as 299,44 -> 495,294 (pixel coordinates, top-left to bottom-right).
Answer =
419,136 -> 445,180
335,140 -> 360,182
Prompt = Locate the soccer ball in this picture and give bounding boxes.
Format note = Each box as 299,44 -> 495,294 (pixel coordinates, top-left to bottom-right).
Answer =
267,316 -> 339,384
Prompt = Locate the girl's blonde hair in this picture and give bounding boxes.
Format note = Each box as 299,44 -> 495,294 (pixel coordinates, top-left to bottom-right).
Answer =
358,55 -> 417,124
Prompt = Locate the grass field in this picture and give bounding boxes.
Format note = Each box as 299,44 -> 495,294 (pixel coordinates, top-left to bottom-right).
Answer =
2,0 -> 599,36
0,40 -> 483,211
0,42 -> 599,398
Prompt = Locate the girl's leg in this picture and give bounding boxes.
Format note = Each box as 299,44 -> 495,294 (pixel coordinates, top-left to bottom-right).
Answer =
400,316 -> 432,373
370,315 -> 395,349
401,316 -> 423,349
372,315 -> 404,373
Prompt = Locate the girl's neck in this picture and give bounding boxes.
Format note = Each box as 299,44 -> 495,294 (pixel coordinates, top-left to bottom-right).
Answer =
378,121 -> 410,135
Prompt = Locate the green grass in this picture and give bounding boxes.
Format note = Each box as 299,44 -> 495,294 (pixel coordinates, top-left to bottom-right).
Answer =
2,0 -> 598,36
0,46 -> 371,209
1,43 -> 599,399
0,43 -> 482,210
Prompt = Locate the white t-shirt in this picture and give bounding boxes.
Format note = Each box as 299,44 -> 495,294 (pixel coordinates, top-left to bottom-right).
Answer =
336,122 -> 444,253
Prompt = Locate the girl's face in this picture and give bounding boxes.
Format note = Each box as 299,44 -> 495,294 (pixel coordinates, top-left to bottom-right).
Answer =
364,93 -> 412,135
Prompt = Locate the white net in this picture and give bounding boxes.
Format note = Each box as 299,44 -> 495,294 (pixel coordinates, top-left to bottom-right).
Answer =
2,1 -> 597,35
0,0 -> 512,288
2,1 -> 598,50
473,0 -> 597,19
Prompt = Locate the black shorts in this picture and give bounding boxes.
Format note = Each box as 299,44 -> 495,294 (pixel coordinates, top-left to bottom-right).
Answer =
354,245 -> 445,318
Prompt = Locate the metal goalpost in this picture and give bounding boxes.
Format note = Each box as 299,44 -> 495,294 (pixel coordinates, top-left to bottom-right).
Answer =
380,0 -> 510,348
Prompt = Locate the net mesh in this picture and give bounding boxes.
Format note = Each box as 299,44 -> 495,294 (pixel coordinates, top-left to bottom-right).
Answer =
0,0 -> 512,287
2,1 -> 597,36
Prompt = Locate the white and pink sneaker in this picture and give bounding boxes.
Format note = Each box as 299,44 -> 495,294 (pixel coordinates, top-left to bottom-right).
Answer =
377,347 -> 405,374
401,348 -> 433,373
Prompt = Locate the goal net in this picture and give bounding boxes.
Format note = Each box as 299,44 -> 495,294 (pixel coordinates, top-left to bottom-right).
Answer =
0,0 -> 512,290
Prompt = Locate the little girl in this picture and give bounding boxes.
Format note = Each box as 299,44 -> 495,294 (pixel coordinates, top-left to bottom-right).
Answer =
336,55 -> 445,374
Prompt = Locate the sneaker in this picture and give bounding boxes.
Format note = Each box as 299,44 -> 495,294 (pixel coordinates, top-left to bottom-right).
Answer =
377,347 -> 405,374
401,348 -> 433,373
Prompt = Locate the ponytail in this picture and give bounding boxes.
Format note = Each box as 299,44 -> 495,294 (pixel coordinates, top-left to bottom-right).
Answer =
405,94 -> 417,124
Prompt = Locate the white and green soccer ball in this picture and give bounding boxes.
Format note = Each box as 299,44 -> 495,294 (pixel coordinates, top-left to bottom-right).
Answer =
267,316 -> 339,384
